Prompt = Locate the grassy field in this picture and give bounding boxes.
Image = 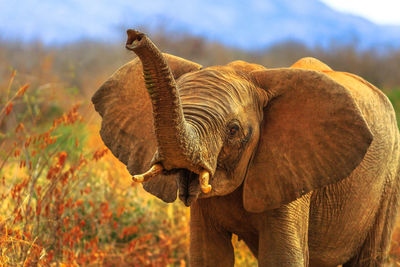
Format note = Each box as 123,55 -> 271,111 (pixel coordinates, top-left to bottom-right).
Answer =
1,34 -> 400,266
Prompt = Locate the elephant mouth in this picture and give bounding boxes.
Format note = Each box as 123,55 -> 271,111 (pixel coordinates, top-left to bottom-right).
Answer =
177,169 -> 202,206
133,163 -> 212,206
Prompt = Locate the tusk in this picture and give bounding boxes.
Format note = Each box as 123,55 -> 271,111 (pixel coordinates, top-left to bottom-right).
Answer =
132,164 -> 163,183
199,170 -> 212,194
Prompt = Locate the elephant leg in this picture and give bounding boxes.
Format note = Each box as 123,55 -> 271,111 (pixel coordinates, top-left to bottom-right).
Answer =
258,193 -> 311,267
343,179 -> 400,267
189,202 -> 234,267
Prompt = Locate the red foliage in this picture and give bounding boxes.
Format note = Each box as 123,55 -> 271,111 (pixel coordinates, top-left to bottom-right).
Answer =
16,83 -> 29,97
58,152 -> 67,166
0,72 -> 190,266
5,102 -> 13,115
93,147 -> 109,161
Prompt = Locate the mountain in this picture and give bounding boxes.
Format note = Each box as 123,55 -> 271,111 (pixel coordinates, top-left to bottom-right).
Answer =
1,0 -> 399,50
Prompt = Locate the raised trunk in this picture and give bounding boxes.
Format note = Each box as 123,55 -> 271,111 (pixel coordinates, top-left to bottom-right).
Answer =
125,30 -> 201,172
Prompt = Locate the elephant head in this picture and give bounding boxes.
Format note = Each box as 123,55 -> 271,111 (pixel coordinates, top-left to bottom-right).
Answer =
92,30 -> 372,211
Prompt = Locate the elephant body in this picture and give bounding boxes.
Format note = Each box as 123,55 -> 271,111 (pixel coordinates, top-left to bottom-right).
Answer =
191,82 -> 400,265
92,31 -> 400,266
187,67 -> 400,266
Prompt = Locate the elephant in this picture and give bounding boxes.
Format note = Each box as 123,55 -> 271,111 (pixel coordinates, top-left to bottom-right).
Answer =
92,29 -> 400,266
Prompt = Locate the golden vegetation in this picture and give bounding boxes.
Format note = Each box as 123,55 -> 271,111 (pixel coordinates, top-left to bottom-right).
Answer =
0,32 -> 399,266
0,66 -> 192,266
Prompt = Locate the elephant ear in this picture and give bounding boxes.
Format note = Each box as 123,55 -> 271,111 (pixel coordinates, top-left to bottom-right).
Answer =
92,54 -> 202,202
243,68 -> 373,212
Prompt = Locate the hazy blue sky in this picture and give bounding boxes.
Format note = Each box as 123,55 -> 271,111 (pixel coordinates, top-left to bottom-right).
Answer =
321,0 -> 400,25
0,0 -> 399,49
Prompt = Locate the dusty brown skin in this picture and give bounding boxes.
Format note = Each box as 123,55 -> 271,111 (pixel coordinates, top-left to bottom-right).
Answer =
92,30 -> 400,266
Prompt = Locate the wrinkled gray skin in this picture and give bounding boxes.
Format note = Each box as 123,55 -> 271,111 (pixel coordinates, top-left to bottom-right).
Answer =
92,30 -> 400,266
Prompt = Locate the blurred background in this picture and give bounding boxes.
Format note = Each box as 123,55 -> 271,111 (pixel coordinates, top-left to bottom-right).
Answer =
0,0 -> 399,266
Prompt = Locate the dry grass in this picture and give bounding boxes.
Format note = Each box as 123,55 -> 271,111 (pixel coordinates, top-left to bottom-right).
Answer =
0,72 -> 193,266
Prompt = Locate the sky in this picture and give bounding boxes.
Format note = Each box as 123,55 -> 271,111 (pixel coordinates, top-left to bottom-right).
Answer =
0,0 -> 399,49
321,0 -> 400,25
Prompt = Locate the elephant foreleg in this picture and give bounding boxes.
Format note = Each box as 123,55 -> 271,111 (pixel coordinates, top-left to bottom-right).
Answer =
190,202 -> 234,267
258,193 -> 311,267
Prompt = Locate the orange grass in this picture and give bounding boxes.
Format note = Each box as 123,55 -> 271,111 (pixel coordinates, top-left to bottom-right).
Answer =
0,71 -> 192,266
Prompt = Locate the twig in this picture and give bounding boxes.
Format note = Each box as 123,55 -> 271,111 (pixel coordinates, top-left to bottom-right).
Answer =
0,146 -> 15,174
5,70 -> 16,102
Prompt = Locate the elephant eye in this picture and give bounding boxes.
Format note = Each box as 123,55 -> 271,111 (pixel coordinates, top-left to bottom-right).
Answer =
228,124 -> 239,137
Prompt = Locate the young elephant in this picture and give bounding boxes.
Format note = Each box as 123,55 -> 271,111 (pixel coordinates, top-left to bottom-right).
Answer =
92,30 -> 400,266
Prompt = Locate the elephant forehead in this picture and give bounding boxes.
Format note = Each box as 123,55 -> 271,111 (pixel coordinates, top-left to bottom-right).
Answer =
178,68 -> 257,112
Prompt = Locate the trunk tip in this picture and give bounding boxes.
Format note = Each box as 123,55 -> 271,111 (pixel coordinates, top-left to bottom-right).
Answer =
126,29 -> 145,51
